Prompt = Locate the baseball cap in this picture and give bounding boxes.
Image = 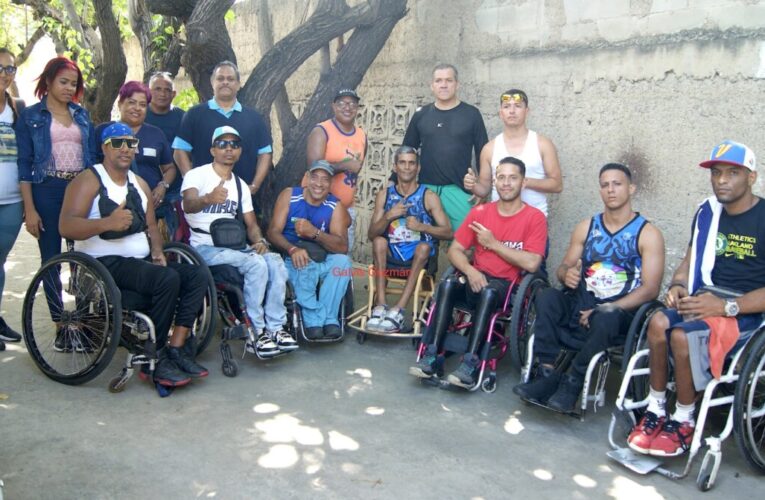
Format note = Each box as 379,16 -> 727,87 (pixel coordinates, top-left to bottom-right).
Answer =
308,159 -> 335,176
100,122 -> 134,143
334,88 -> 360,102
699,140 -> 756,171
211,125 -> 241,144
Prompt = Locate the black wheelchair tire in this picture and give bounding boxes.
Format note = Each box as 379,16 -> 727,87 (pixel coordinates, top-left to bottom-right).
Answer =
733,330 -> 765,473
508,273 -> 548,371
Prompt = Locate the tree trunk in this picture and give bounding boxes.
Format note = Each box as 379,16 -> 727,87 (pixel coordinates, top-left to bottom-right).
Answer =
88,0 -> 128,124
144,0 -> 196,20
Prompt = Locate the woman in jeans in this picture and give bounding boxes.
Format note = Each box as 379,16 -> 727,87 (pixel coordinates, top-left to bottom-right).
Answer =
16,57 -> 96,351
0,48 -> 24,348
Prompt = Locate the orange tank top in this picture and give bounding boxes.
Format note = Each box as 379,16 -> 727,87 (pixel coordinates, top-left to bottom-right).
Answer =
303,118 -> 366,208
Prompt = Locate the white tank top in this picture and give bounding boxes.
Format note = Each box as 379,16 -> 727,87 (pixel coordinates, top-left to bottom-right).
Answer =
75,164 -> 150,258
490,130 -> 547,216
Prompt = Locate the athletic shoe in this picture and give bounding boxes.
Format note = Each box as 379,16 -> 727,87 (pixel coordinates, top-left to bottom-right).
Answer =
365,305 -> 387,332
0,316 -> 21,342
168,345 -> 209,378
649,419 -> 694,457
409,345 -> 438,379
255,330 -> 280,358
446,354 -> 480,389
378,308 -> 405,333
54,325 -> 74,353
547,373 -> 583,413
627,411 -> 665,454
270,329 -> 298,351
512,365 -> 561,404
323,324 -> 342,339
139,350 -> 191,387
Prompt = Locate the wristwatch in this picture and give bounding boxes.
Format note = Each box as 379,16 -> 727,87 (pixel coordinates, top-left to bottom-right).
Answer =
160,180 -> 170,189
724,299 -> 740,317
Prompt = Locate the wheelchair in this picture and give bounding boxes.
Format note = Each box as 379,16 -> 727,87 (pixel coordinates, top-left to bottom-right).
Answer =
288,278 -> 354,344
348,254 -> 437,345
413,267 -> 524,393
607,313 -> 765,491
510,276 -> 663,419
21,242 -> 217,393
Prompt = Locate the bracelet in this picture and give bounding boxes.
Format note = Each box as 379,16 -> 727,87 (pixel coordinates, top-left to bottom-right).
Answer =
668,281 -> 687,289
312,229 -> 320,240
288,246 -> 298,255
259,238 -> 269,246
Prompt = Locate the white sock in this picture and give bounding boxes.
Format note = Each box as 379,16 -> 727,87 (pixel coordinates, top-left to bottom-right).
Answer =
646,387 -> 667,416
671,402 -> 695,426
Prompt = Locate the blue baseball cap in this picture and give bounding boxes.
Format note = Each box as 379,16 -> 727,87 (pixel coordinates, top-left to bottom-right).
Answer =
700,140 -> 756,171
100,122 -> 134,143
211,125 -> 241,144
309,159 -> 335,176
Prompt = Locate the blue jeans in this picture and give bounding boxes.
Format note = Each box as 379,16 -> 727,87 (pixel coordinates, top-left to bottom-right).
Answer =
0,202 -> 23,310
285,254 -> 351,328
196,246 -> 287,332
32,176 -> 69,319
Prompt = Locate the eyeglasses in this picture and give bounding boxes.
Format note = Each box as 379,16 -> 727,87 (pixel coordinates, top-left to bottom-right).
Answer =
104,137 -> 140,150
213,139 -> 242,150
0,65 -> 17,76
334,100 -> 358,109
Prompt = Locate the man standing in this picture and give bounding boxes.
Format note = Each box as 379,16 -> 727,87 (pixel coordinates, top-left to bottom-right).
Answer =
366,146 -> 452,332
513,163 -> 665,413
465,89 -> 562,217
410,157 -> 547,388
403,64 -> 488,231
182,126 -> 297,357
172,61 -> 272,196
268,160 -> 352,340
628,141 -> 764,457
305,89 -> 367,252
60,123 -> 209,387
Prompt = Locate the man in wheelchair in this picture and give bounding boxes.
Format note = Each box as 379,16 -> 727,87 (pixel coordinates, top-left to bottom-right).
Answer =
59,123 -> 209,387
513,163 -> 664,412
182,126 -> 297,357
628,141 -> 765,457
366,146 -> 452,332
410,157 -> 547,388
267,160 -> 352,340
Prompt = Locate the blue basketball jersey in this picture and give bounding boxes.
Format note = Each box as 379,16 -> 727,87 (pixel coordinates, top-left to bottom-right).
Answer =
384,184 -> 435,261
283,187 -> 339,245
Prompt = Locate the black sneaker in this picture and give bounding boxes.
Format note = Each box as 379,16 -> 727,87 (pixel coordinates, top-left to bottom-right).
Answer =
54,325 -> 73,353
547,373 -> 583,413
304,327 -> 324,340
0,316 -> 21,342
409,345 -> 438,379
150,351 -> 191,387
323,324 -> 342,339
447,354 -> 480,389
168,345 -> 209,378
512,365 -> 561,404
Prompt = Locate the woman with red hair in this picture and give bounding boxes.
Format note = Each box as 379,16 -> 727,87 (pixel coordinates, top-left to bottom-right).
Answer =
15,57 -> 96,351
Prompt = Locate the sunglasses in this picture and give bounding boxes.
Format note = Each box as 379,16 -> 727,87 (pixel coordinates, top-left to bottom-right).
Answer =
501,93 -> 526,104
104,137 -> 140,150
213,139 -> 242,150
0,65 -> 17,75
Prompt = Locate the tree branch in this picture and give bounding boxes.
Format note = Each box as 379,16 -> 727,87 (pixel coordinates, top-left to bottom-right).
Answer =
88,0 -> 127,123
145,0 -> 196,20
15,26 -> 46,67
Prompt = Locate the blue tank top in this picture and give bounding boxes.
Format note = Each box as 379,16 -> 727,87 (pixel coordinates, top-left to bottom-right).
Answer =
384,184 -> 435,261
581,213 -> 647,303
283,187 -> 339,245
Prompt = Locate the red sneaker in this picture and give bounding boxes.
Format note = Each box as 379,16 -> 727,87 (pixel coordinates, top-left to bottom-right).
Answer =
649,419 -> 695,457
627,411 -> 665,454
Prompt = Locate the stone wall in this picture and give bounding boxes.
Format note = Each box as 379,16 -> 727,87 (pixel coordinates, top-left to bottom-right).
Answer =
140,0 -> 765,281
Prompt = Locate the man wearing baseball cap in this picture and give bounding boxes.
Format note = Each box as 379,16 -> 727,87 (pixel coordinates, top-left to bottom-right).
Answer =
60,122 -> 210,388
182,126 -> 298,357
628,140 -> 765,457
304,88 -> 367,253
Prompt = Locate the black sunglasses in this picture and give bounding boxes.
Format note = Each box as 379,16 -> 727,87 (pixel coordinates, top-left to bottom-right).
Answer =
105,137 -> 140,150
0,65 -> 17,75
213,139 -> 242,150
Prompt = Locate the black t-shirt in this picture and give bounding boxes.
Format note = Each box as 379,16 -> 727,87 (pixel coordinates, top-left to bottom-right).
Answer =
712,197 -> 765,292
402,102 -> 488,188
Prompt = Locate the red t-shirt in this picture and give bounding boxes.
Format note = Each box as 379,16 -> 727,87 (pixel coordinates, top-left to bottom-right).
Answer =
454,202 -> 547,282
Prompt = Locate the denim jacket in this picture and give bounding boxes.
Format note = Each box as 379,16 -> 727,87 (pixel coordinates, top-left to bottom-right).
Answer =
15,95 -> 96,183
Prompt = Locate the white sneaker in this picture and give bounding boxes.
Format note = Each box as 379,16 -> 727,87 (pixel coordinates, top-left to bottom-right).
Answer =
255,331 -> 280,358
270,329 -> 298,351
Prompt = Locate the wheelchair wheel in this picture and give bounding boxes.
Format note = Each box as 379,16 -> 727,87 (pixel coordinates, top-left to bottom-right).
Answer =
22,252 -> 122,385
620,301 -> 664,406
163,242 -> 218,355
508,273 -> 548,371
734,331 -> 765,473
340,280 -> 354,338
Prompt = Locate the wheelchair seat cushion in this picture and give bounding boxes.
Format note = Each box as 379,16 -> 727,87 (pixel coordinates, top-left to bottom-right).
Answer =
210,264 -> 245,289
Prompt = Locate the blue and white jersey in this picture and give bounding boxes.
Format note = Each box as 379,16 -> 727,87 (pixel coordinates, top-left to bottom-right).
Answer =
384,184 -> 435,261
283,186 -> 338,245
581,213 -> 647,302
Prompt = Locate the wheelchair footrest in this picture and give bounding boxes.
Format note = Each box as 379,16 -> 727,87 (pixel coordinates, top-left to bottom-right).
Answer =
607,448 -> 662,475
442,333 -> 469,354
223,324 -> 250,341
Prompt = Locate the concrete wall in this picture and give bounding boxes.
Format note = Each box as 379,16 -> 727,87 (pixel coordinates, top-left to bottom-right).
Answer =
149,0 -> 765,282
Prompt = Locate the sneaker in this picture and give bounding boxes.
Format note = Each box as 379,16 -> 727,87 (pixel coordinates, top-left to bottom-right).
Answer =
366,305 -> 387,332
446,354 -> 480,389
323,324 -> 342,339
0,316 -> 21,342
54,325 -> 73,353
512,365 -> 561,404
304,327 -> 324,340
270,329 -> 298,351
547,373 -> 583,413
168,345 -> 209,378
409,345 -> 438,379
649,419 -> 694,457
140,350 -> 191,387
378,308 -> 405,333
627,411 -> 665,454
255,330 -> 280,358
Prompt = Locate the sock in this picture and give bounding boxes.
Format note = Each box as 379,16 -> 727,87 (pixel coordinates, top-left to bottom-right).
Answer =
671,402 -> 696,426
646,387 -> 667,416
